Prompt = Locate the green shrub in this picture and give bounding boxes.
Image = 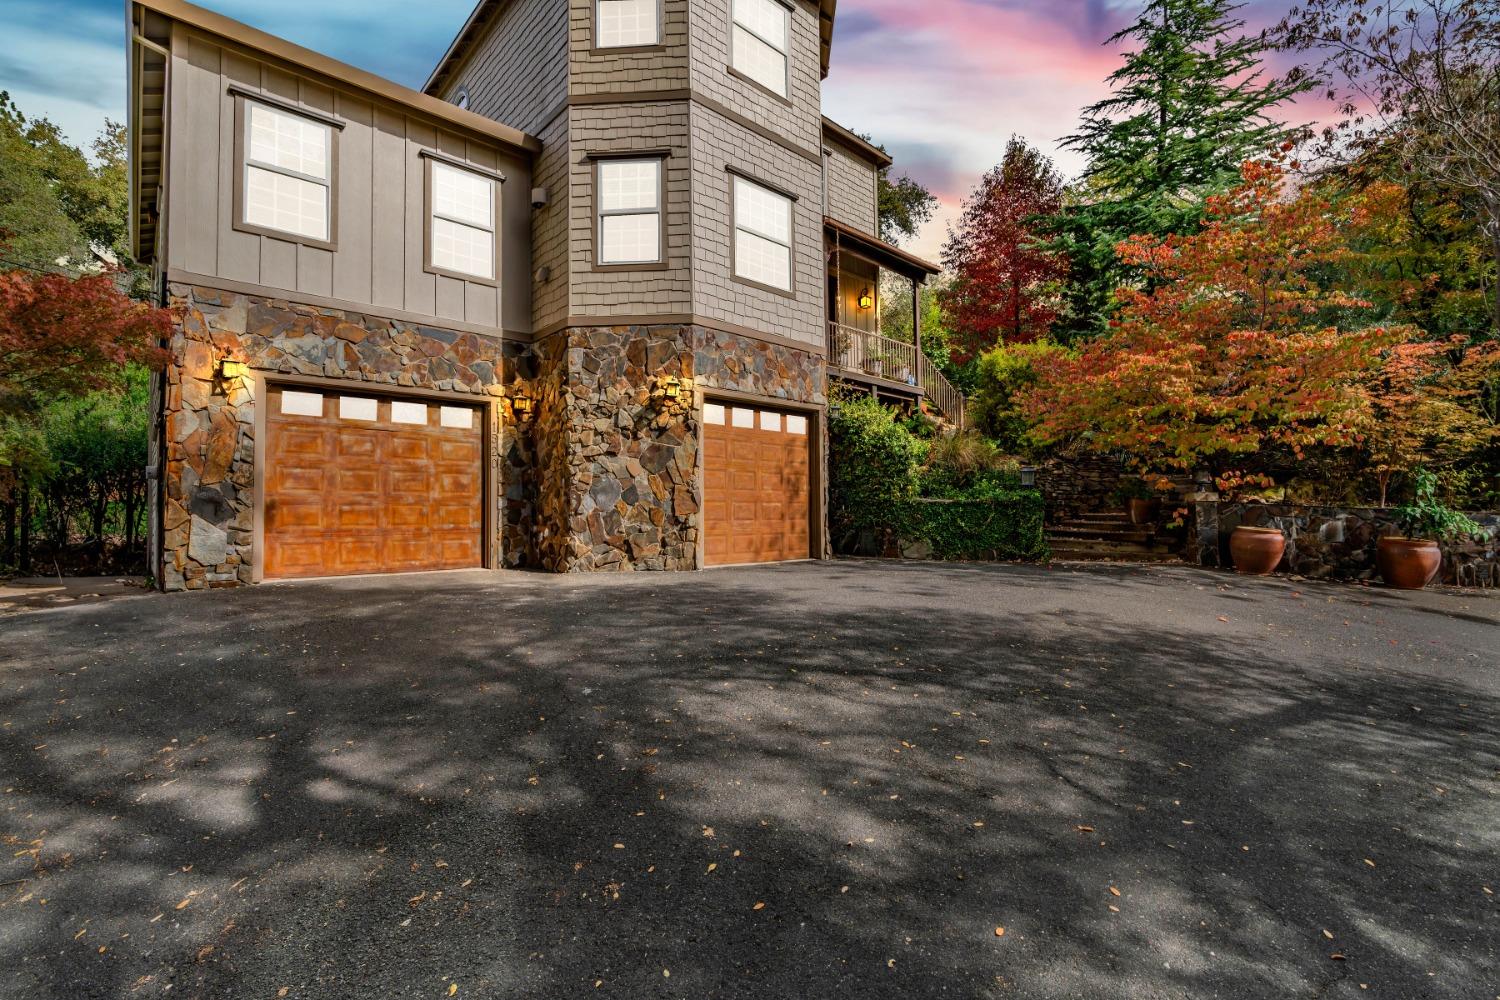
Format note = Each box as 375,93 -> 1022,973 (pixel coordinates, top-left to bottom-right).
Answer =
919,432 -> 1021,499
829,393 -> 921,538
904,493 -> 1049,561
969,339 -> 1069,455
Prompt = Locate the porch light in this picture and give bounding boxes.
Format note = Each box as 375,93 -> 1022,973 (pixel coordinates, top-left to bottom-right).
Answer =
829,402 -> 842,421
1195,468 -> 1214,490
511,395 -> 534,419
1020,466 -> 1037,488
857,287 -> 874,310
218,358 -> 249,380
663,375 -> 683,399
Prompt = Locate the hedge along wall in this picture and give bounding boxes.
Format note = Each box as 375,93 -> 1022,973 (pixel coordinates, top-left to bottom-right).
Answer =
1208,502 -> 1500,586
898,494 -> 1049,562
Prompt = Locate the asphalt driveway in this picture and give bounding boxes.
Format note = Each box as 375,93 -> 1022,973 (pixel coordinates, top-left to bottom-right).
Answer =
1,562 -> 1495,999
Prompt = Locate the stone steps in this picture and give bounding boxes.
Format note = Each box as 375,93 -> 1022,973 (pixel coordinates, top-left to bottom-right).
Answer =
1046,509 -> 1182,563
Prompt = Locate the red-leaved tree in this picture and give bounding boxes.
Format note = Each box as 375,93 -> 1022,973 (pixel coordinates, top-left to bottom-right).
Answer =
0,269 -> 170,417
940,137 -> 1069,361
1023,157 -> 1414,473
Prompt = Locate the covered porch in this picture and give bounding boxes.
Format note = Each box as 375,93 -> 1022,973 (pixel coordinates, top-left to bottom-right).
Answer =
824,218 -> 965,426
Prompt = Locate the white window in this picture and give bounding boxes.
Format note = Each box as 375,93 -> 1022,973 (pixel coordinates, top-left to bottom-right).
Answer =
760,411 -> 781,432
429,161 -> 496,280
733,176 -> 793,291
732,407 -> 756,428
440,406 -> 475,429
280,390 -> 324,417
597,0 -> 659,47
703,402 -> 727,425
732,0 -> 789,98
243,101 -> 333,242
339,396 -> 378,422
786,414 -> 808,435
391,401 -> 428,425
597,159 -> 662,265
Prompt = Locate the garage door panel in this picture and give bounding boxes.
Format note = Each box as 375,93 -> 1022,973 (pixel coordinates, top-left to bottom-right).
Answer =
266,388 -> 484,580
705,405 -> 812,567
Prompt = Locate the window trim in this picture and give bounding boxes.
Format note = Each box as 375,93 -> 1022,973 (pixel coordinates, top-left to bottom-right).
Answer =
728,169 -> 797,298
591,153 -> 669,272
729,0 -> 793,104
231,92 -> 340,251
593,0 -> 665,51
421,151 -> 503,287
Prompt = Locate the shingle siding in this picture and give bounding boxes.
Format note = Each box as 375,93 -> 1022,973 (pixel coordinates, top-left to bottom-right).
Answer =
532,113 -> 571,331
568,0 -> 690,95
689,0 -> 822,156
690,101 -> 823,350
825,141 -> 878,237
566,102 -> 694,318
441,0 -> 569,134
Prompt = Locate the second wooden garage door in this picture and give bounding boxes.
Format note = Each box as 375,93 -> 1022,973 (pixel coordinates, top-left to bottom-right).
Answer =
703,402 -> 812,566
264,386 -> 485,580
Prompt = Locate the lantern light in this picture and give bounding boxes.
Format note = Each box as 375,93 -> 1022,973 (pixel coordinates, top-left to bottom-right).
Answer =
857,288 -> 874,310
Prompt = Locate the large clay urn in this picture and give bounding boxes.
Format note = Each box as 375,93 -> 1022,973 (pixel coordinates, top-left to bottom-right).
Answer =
1230,526 -> 1285,576
1377,537 -> 1442,590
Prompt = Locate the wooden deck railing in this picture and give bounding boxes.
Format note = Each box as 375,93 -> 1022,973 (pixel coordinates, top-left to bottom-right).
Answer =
828,323 -> 966,428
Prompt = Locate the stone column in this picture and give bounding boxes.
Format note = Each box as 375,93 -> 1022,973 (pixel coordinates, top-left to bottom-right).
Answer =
1190,491 -> 1221,567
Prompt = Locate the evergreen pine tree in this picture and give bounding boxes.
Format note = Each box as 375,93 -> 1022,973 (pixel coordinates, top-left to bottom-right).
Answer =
1050,0 -> 1307,339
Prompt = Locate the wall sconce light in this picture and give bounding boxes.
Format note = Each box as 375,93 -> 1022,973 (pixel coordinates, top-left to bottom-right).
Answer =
1020,466 -> 1037,488
511,395 -> 535,420
1194,468 -> 1214,491
829,401 -> 842,421
857,287 -> 874,310
662,375 -> 683,400
218,359 -> 249,381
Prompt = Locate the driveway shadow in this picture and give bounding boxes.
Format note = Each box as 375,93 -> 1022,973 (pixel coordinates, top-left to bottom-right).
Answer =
0,563 -> 1495,999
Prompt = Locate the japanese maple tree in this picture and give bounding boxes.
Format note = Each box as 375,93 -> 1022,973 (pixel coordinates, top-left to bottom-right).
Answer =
0,267 -> 170,417
940,137 -> 1069,359
1023,157 -> 1413,473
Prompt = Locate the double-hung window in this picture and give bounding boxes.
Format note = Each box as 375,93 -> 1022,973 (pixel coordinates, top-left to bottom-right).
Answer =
596,158 -> 662,266
428,159 -> 498,282
241,99 -> 334,244
731,0 -> 790,98
732,175 -> 793,292
596,0 -> 659,47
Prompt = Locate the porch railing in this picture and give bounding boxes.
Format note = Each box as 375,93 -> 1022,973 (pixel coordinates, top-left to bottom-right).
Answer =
828,323 -> 966,428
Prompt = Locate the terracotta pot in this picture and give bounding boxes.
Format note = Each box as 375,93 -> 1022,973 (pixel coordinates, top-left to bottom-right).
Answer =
1230,526 -> 1285,576
1377,536 -> 1442,590
1128,498 -> 1160,525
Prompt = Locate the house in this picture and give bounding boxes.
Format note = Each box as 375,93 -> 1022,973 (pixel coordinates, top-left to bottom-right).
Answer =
127,0 -> 959,589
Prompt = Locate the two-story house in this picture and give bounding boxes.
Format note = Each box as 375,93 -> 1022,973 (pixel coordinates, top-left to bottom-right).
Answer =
128,0 -> 956,589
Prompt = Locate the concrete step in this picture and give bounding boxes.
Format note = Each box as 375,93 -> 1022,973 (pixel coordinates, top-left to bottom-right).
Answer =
1046,538 -> 1166,555
1048,526 -> 1155,544
1048,544 -> 1184,564
1072,512 -> 1134,523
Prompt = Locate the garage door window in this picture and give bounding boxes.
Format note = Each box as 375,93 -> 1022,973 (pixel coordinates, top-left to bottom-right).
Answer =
786,414 -> 807,435
391,401 -> 428,425
281,390 -> 323,416
440,406 -> 475,429
340,396 -> 378,421
704,402 -> 726,425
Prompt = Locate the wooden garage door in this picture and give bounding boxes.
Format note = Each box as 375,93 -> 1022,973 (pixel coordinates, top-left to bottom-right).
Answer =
703,402 -> 812,566
264,387 -> 485,580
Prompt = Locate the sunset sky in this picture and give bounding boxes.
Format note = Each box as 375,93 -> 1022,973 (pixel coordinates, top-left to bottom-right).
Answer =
4,0 -> 1319,260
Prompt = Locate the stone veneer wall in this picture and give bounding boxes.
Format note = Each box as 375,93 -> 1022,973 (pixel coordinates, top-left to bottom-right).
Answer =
533,324 -> 824,573
1035,453 -> 1129,522
161,284 -> 525,591
1211,502 -> 1500,585
161,291 -> 825,587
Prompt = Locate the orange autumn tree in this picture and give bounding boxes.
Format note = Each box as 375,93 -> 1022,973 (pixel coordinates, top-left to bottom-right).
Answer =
1364,337 -> 1500,506
1024,157 -> 1414,475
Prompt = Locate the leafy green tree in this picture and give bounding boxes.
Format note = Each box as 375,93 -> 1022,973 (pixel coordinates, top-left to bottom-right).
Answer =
1052,0 -> 1308,339
969,339 -> 1070,455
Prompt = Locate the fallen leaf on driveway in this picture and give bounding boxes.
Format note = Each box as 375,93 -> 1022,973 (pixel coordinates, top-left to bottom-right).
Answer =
1076,825 -> 1095,833
1330,953 -> 1346,961
1363,858 -> 1376,867
1108,886 -> 1121,897
1217,616 -> 1230,623
753,902 -> 765,911
994,927 -> 1005,937
449,984 -> 458,996
1323,930 -> 1334,939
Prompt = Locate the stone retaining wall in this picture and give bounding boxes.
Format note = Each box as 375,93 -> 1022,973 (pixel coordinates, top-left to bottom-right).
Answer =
1035,453 -> 1127,522
1200,501 -> 1500,586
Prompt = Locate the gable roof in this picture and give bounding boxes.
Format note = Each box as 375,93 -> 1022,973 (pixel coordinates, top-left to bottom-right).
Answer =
424,0 -> 839,98
822,117 -> 892,168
